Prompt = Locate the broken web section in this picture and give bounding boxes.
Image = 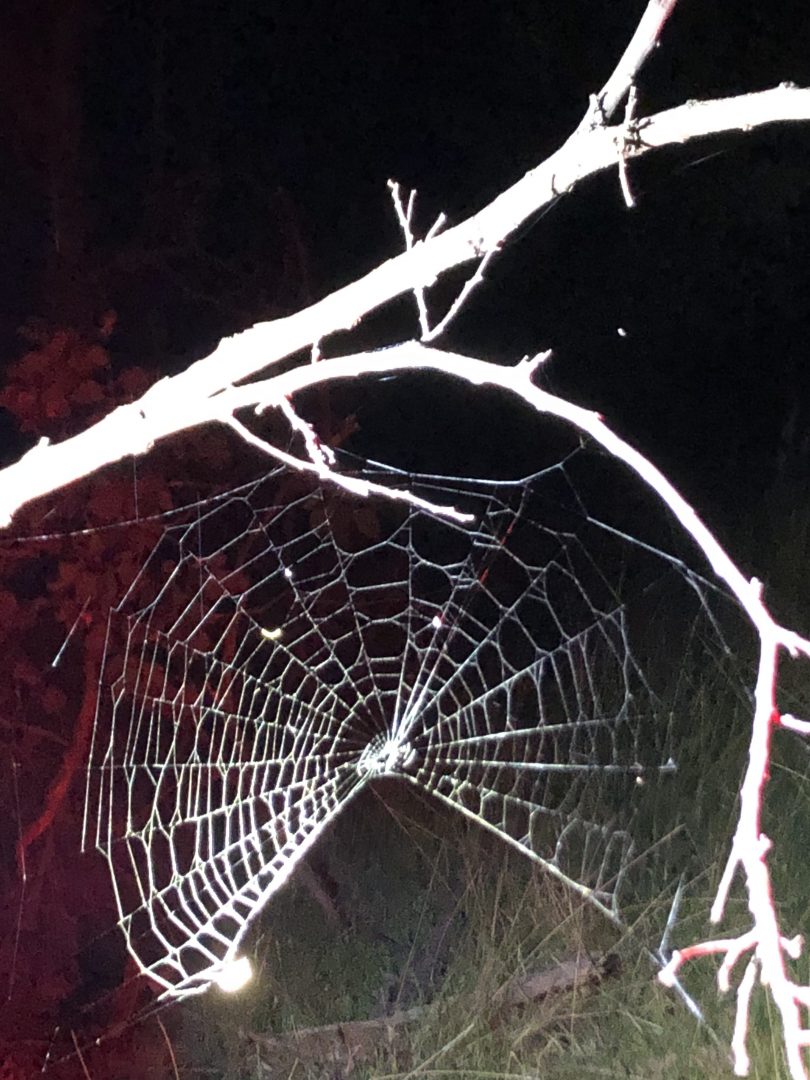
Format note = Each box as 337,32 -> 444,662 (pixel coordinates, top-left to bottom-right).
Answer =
83,451 -> 735,998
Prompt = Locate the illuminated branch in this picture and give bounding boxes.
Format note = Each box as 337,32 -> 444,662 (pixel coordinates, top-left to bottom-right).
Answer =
0,78 -> 808,525
15,337 -> 810,1076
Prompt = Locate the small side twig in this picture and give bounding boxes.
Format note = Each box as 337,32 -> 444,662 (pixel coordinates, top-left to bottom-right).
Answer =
732,960 -> 759,1076
226,412 -> 474,523
619,83 -> 641,208
389,178 -> 491,342
589,0 -> 680,125
278,394 -> 335,467
422,248 -> 497,342
781,714 -> 810,736
388,180 -> 434,336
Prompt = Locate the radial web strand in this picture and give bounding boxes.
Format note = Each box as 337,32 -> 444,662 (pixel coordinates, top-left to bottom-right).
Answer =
83,451 -> 737,998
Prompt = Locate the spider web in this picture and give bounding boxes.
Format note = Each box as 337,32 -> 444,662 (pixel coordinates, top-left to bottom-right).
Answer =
83,449 -> 734,999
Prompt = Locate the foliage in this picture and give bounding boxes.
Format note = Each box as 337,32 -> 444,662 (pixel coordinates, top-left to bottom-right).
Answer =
0,326 -> 243,1078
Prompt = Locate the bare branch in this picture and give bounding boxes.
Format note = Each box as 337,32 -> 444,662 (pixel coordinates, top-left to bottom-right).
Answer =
226,412 -> 474,523
388,179 -> 433,336
14,335 -> 804,1074
4,330 -> 810,1075
733,959 -> 758,1076
590,0 -> 680,124
422,249 -> 496,343
388,177 -> 478,341
781,714 -> 810,736
618,83 -> 641,208
0,82 -> 807,529
250,343 -> 810,1078
278,395 -> 335,467
0,85 -> 807,527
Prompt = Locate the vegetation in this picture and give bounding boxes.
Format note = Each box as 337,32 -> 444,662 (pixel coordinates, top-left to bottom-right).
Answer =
178,646 -> 810,1079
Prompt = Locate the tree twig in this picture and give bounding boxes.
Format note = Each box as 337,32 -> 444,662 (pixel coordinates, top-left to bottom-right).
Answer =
589,0 -> 680,125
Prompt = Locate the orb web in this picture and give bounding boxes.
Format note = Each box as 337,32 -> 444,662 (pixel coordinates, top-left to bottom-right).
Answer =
83,452 -> 733,998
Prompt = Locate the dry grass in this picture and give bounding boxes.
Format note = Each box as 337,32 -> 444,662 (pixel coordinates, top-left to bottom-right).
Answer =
177,647 -> 810,1080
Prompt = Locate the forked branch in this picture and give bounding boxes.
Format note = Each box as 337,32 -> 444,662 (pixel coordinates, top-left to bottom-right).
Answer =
263,342 -> 810,1079
0,79 -> 809,524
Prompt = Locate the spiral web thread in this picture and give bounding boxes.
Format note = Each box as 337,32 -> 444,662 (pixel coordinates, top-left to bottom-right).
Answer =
83,453 -> 731,998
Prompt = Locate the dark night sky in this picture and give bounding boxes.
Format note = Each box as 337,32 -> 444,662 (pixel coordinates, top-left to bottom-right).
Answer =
1,2 -> 810,1073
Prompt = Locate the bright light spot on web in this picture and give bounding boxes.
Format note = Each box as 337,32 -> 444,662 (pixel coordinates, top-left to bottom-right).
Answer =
431,614 -> 443,629
214,955 -> 252,993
